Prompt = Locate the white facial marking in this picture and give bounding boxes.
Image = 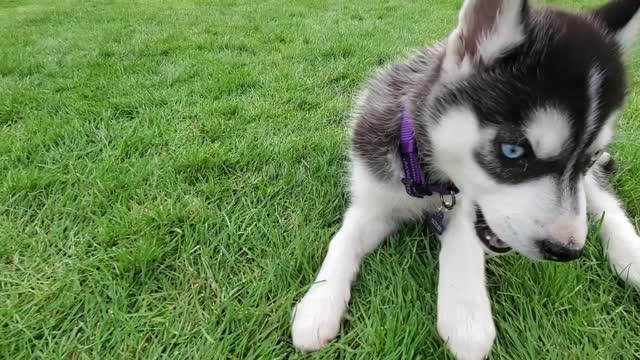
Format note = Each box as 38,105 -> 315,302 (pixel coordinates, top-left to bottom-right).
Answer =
477,173 -> 588,257
429,106 -> 495,193
549,180 -> 588,246
525,107 -> 572,159
545,217 -> 578,243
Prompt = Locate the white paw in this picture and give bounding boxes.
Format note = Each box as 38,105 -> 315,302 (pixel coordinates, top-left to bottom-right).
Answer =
437,299 -> 496,360
291,284 -> 348,352
607,235 -> 640,289
612,263 -> 640,289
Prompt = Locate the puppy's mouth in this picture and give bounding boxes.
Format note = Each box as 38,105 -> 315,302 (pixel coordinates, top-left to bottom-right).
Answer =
475,207 -> 512,253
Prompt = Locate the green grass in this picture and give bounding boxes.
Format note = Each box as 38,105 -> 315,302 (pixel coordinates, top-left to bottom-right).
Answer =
1,0 -> 640,358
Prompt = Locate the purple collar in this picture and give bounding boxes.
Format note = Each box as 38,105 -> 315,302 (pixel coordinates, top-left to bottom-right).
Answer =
399,105 -> 459,198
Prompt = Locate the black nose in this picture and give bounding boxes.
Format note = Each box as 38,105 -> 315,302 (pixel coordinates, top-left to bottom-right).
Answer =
537,239 -> 583,262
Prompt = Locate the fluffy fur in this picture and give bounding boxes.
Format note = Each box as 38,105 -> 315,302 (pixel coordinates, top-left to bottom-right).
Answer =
292,1 -> 640,358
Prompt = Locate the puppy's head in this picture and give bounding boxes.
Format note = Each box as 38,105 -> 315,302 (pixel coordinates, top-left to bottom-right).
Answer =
427,0 -> 640,260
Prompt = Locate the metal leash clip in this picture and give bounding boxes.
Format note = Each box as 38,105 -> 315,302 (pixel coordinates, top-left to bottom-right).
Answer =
439,190 -> 457,210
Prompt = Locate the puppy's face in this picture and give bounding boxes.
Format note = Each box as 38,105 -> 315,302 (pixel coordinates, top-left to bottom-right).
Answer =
428,0 -> 639,260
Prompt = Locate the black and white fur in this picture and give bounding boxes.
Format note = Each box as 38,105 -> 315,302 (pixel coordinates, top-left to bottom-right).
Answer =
291,1 -> 640,359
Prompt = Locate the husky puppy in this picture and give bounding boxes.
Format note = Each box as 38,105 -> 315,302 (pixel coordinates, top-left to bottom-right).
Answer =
291,0 -> 640,359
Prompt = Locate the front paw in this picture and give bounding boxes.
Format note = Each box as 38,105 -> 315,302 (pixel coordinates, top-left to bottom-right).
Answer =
291,284 -> 348,352
607,235 -> 640,289
437,299 -> 496,360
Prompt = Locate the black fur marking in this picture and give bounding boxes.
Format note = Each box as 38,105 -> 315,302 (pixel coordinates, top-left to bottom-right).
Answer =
592,0 -> 640,34
431,9 -> 626,185
349,4 -> 635,191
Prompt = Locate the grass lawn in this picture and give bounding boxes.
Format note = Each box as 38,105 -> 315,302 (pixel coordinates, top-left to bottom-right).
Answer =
2,0 -> 640,358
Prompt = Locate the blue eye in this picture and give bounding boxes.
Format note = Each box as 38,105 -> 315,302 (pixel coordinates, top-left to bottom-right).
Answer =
500,143 -> 525,159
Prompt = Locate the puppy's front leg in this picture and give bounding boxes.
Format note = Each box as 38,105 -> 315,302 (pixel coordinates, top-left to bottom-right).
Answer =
437,200 -> 495,360
291,201 -> 398,351
586,154 -> 640,288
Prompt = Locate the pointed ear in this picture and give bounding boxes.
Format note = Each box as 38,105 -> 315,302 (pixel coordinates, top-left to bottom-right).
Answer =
592,0 -> 640,55
442,0 -> 529,81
